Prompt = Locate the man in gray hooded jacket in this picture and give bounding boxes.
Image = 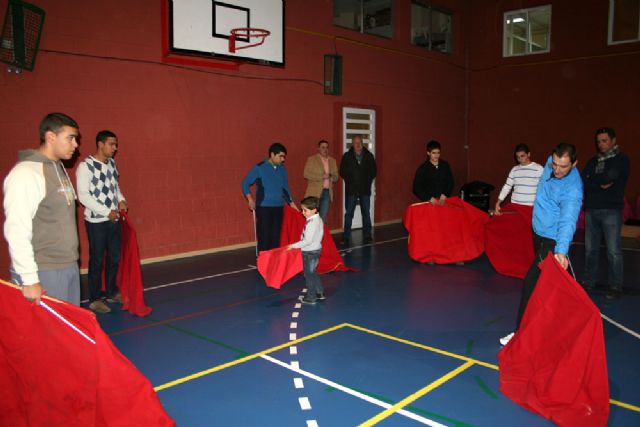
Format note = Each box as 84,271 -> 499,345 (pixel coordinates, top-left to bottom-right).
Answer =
3,113 -> 80,305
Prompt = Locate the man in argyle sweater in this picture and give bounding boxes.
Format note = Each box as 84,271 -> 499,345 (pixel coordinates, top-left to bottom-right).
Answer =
76,130 -> 128,314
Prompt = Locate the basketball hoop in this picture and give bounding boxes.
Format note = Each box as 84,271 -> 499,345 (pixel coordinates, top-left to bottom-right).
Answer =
229,28 -> 271,54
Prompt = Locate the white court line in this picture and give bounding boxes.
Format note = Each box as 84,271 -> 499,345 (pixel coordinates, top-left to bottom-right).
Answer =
261,354 -> 448,427
292,312 -> 300,318
289,333 -> 297,340
601,314 -> 640,340
338,236 -> 407,253
294,378 -> 305,389
290,322 -> 298,329
306,420 -> 319,427
144,266 -> 257,292
290,346 -> 298,355
299,396 -> 312,410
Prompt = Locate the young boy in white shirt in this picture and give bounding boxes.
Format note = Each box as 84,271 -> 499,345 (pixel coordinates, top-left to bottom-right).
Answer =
288,197 -> 325,304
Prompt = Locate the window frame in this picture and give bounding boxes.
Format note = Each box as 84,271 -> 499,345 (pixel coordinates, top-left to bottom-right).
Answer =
608,0 -> 640,45
333,0 -> 394,39
502,5 -> 552,58
410,1 -> 453,54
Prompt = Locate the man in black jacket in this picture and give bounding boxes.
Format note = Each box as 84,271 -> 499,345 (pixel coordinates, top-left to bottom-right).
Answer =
582,127 -> 630,299
412,140 -> 454,204
339,135 -> 377,245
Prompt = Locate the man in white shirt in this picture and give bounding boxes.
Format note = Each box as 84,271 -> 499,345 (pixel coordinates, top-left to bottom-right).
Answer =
495,144 -> 544,214
76,130 -> 128,314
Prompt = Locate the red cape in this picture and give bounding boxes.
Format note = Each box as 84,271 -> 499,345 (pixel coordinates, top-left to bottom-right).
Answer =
402,197 -> 489,264
0,281 -> 175,427
257,247 -> 303,289
117,212 -> 152,317
485,203 -> 534,279
280,205 -> 352,273
498,255 -> 610,427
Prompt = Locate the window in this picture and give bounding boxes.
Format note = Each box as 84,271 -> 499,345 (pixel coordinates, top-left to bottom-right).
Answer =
410,1 -> 452,53
609,0 -> 640,44
503,5 -> 551,57
333,0 -> 393,39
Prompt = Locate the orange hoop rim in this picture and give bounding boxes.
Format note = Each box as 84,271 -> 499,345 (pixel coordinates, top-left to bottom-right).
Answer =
228,27 -> 271,53
230,27 -> 271,38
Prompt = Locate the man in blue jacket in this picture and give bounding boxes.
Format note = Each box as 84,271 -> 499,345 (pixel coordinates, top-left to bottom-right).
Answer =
501,143 -> 583,346
581,127 -> 629,299
242,143 -> 297,252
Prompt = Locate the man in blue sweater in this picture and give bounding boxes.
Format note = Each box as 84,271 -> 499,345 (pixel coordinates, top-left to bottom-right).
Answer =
581,127 -> 630,299
242,143 -> 297,252
501,143 -> 583,346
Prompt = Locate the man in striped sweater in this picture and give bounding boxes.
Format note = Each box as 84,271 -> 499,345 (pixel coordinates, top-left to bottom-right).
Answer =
494,144 -> 544,214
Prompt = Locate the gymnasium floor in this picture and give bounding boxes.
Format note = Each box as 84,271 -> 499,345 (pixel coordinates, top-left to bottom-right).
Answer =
97,224 -> 640,427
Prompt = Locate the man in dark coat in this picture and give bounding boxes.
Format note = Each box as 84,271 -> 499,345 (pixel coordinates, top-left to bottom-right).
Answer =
412,140 -> 454,203
339,135 -> 377,245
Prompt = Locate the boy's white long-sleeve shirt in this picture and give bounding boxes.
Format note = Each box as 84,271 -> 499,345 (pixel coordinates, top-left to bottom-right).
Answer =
289,213 -> 323,252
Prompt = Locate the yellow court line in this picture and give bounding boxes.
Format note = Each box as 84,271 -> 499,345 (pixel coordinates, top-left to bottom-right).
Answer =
359,360 -> 476,427
346,323 -> 640,413
345,323 -> 499,370
154,323 -> 349,392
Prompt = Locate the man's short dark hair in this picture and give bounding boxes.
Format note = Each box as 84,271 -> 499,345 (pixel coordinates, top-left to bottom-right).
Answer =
96,130 -> 117,147
426,140 -> 441,152
39,113 -> 79,144
318,139 -> 328,147
552,143 -> 577,163
595,127 -> 616,140
269,142 -> 287,156
301,196 -> 319,211
514,143 -> 530,154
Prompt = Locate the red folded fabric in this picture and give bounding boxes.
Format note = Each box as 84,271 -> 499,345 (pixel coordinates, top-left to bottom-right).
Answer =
485,203 -> 534,279
0,281 -> 175,427
498,255 -> 610,427
257,247 -> 303,289
402,197 -> 489,264
280,204 -> 352,273
117,212 -> 152,317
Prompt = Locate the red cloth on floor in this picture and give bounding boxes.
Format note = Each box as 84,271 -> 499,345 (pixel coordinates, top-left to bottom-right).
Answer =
257,247 -> 303,289
498,255 -> 610,427
280,204 -> 352,273
485,203 -> 534,279
0,281 -> 175,427
402,197 -> 489,264
117,212 -> 152,317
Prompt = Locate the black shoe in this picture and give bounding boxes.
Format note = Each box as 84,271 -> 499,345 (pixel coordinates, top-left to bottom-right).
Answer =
363,236 -> 373,244
301,297 -> 317,305
606,288 -> 622,300
316,293 -> 326,301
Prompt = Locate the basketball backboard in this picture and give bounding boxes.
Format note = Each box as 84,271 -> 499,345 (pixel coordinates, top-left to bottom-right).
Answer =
169,0 -> 284,66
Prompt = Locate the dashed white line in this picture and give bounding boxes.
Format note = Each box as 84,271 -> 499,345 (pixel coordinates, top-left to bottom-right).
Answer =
291,361 -> 300,370
299,397 -> 312,410
290,346 -> 298,355
306,420 -> 319,427
292,312 -> 300,318
294,377 -> 304,389
295,303 -> 302,309
290,322 -> 298,329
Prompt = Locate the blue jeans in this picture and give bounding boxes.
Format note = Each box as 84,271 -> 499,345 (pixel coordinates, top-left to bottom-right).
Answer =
86,220 -> 121,301
343,194 -> 372,239
318,189 -> 331,223
302,250 -> 323,300
583,209 -> 623,290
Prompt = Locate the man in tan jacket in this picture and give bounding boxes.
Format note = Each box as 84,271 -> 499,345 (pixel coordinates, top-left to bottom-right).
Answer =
303,140 -> 338,222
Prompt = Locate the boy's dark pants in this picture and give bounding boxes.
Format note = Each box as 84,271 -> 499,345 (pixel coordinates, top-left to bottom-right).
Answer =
302,250 -> 323,301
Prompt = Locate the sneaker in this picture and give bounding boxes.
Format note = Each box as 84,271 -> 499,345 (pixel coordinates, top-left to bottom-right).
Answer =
89,300 -> 111,314
316,293 -> 326,301
106,293 -> 122,303
300,297 -> 317,305
499,332 -> 515,346
606,288 -> 622,300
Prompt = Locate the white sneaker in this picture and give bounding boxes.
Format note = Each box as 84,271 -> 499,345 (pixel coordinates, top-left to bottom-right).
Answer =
499,332 -> 515,346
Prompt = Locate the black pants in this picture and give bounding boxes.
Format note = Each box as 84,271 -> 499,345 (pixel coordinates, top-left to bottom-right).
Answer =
516,233 -> 556,329
86,220 -> 121,302
256,206 -> 283,252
